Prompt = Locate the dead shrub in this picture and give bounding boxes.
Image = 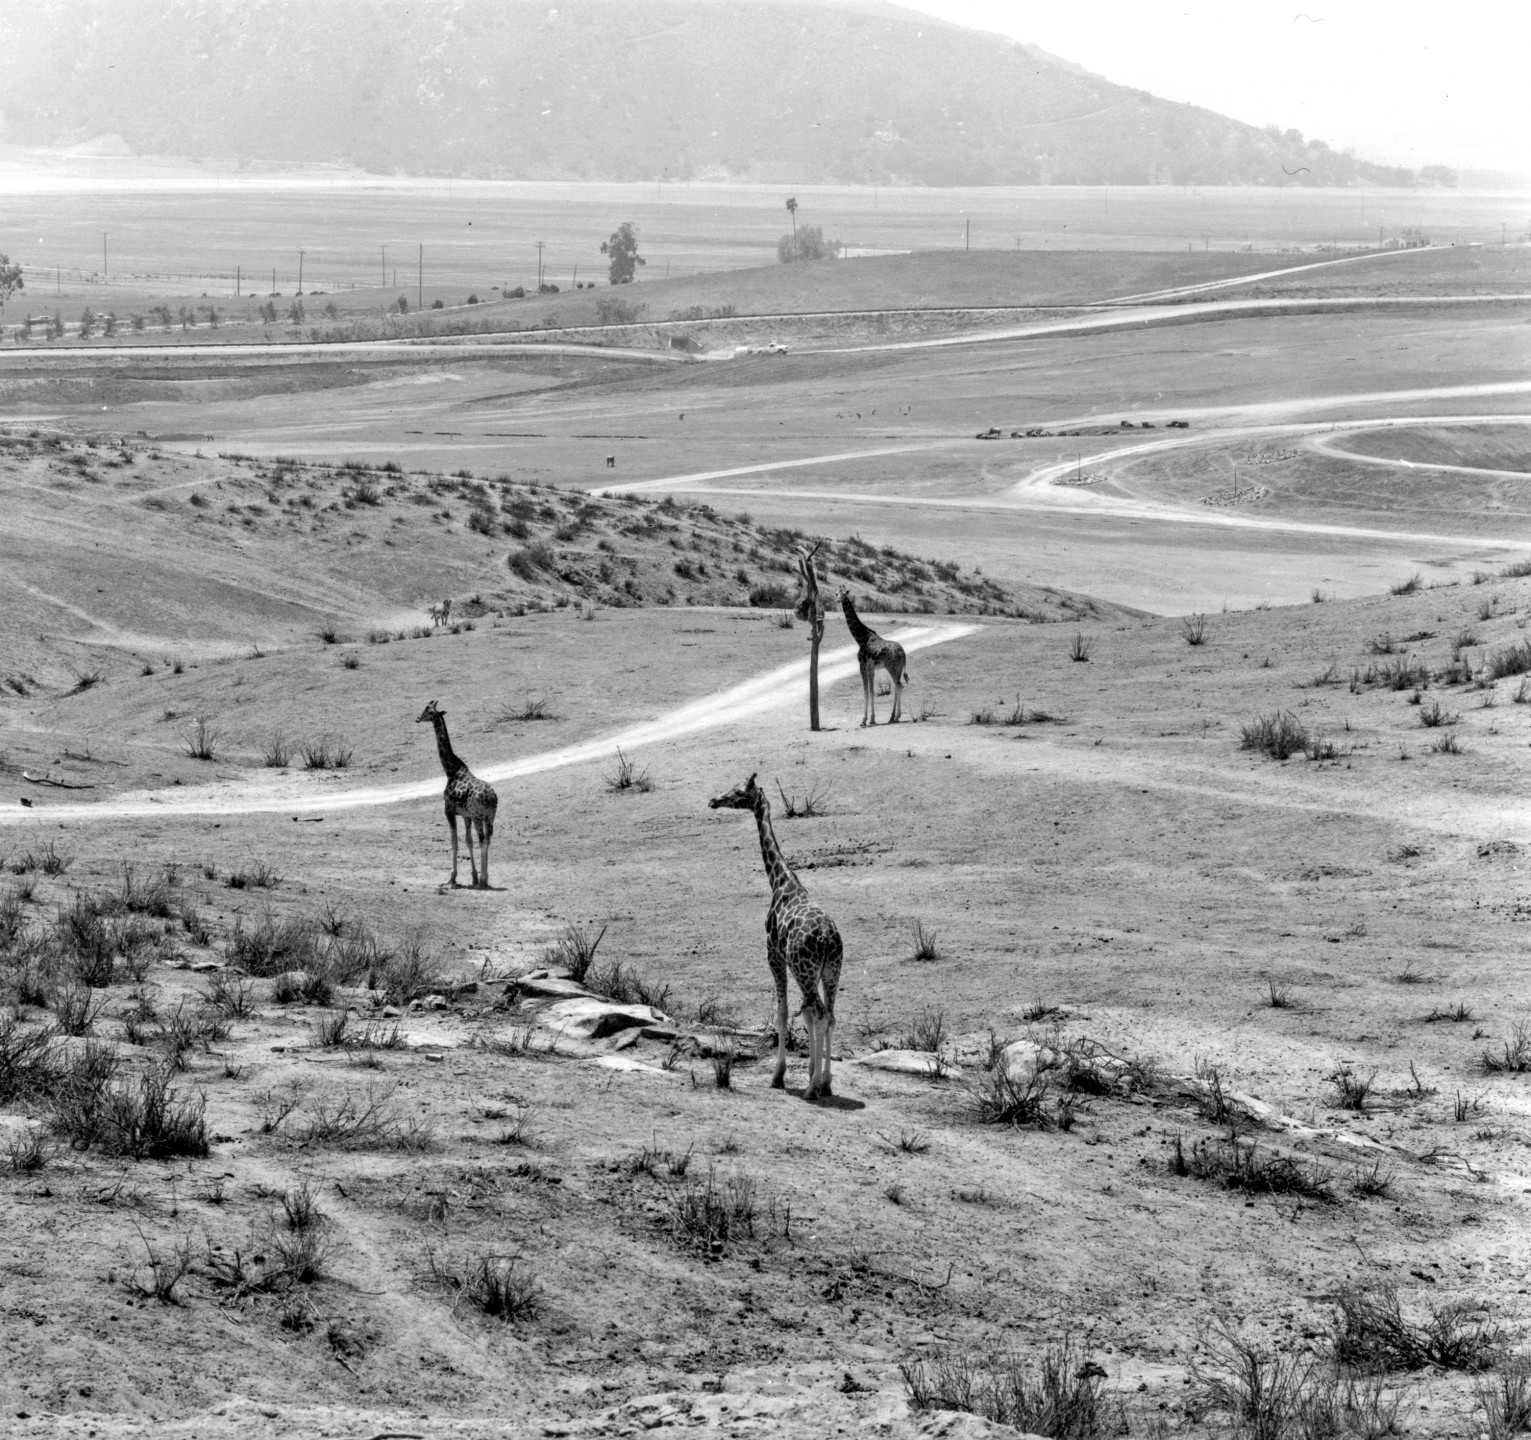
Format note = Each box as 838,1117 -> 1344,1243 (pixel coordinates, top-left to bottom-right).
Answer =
901,1332 -> 1121,1436
1333,1283 -> 1506,1373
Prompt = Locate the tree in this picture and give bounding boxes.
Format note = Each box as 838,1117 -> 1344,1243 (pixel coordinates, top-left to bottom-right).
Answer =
786,196 -> 798,246
777,225 -> 837,264
600,222 -> 646,285
0,254 -> 22,312
792,541 -> 827,731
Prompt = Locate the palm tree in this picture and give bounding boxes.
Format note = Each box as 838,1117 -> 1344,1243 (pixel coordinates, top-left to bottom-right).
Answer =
786,197 -> 798,249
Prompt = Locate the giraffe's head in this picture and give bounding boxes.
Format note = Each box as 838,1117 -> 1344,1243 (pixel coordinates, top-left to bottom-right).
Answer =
416,700 -> 443,724
708,772 -> 762,811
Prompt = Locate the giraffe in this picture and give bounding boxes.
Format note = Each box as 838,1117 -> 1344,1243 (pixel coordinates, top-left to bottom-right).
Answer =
709,773 -> 842,1101
838,588 -> 909,725
428,598 -> 452,628
416,700 -> 498,889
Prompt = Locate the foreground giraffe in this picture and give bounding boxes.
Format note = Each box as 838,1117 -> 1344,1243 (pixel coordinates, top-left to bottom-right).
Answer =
709,773 -> 842,1100
839,587 -> 909,725
416,700 -> 497,889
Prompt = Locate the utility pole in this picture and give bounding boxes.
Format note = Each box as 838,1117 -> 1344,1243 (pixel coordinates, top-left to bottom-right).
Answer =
381,245 -> 386,287
101,233 -> 107,279
271,267 -> 276,294
965,219 -> 970,251
297,250 -> 305,295
535,240 -> 545,290
417,244 -> 423,310
236,265 -> 241,297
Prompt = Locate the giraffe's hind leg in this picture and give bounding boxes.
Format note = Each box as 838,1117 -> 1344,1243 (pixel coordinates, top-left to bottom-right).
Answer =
462,818 -> 480,889
803,999 -> 827,1101
477,818 -> 493,890
861,659 -> 876,726
889,664 -> 904,723
818,960 -> 841,1097
447,813 -> 462,887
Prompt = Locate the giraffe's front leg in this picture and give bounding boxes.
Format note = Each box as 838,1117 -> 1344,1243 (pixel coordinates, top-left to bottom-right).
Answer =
447,813 -> 462,887
889,671 -> 904,724
768,951 -> 788,1088
477,820 -> 492,890
861,661 -> 876,726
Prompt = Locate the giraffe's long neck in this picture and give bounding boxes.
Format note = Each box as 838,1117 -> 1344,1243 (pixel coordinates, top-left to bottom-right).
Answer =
840,593 -> 872,646
751,795 -> 803,901
430,714 -> 466,777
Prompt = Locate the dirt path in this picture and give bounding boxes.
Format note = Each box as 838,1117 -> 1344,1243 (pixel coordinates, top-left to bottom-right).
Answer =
812,293 -> 1531,357
0,621 -> 977,825
1106,244 -> 1447,305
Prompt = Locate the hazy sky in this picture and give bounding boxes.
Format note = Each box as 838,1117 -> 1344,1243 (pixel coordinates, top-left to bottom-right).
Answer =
891,1 -> 1528,174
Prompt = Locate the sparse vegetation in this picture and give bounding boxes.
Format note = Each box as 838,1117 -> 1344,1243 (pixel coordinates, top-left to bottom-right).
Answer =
183,715 -> 220,760
1240,712 -> 1309,760
605,747 -> 653,793
901,1332 -> 1120,1435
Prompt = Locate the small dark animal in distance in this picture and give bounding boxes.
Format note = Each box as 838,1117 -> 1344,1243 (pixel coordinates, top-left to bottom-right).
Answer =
1168,420 -> 1191,429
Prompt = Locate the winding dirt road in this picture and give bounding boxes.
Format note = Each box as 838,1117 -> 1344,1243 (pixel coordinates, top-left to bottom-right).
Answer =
598,383 -> 1531,552
0,622 -> 977,826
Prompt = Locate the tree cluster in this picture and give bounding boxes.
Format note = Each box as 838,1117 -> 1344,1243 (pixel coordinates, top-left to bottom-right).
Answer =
777,226 -> 837,264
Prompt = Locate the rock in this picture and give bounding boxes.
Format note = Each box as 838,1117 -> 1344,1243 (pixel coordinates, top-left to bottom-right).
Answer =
381,1005 -> 402,1018
515,973 -> 592,999
1002,1040 -> 1053,1080
847,1048 -> 962,1079
591,1054 -> 674,1076
399,1031 -> 461,1050
412,993 -> 448,1011
916,1411 -> 1039,1438
540,996 -> 669,1040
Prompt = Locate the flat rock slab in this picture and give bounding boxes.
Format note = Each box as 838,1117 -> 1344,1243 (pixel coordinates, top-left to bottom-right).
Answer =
847,1048 -> 963,1079
590,1054 -> 675,1076
538,996 -> 670,1040
514,974 -> 591,999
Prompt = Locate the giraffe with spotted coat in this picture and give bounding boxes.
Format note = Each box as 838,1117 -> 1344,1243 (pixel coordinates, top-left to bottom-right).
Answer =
839,587 -> 909,726
709,772 -> 843,1100
417,700 -> 498,889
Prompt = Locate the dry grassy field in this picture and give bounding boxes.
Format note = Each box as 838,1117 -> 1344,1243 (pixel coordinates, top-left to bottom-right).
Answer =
2,220 -> 1531,1438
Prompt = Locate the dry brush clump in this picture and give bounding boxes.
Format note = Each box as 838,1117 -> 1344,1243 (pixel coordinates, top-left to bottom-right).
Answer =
1332,1282 -> 1507,1373
901,1332 -> 1122,1436
430,1251 -> 543,1322
1190,1319 -> 1406,1440
1168,1131 -> 1336,1203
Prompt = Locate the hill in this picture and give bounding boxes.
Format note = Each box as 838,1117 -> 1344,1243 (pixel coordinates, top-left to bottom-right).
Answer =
0,0 -> 1433,187
0,428 -> 1124,703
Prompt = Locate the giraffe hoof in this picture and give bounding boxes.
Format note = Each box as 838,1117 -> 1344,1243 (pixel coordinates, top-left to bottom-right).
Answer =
770,1074 -> 786,1090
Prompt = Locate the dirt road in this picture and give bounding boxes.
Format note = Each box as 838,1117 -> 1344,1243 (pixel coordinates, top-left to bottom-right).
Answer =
0,622 -> 977,825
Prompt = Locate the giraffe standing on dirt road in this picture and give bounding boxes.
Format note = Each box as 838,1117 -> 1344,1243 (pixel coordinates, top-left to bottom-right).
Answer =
417,700 -> 498,890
